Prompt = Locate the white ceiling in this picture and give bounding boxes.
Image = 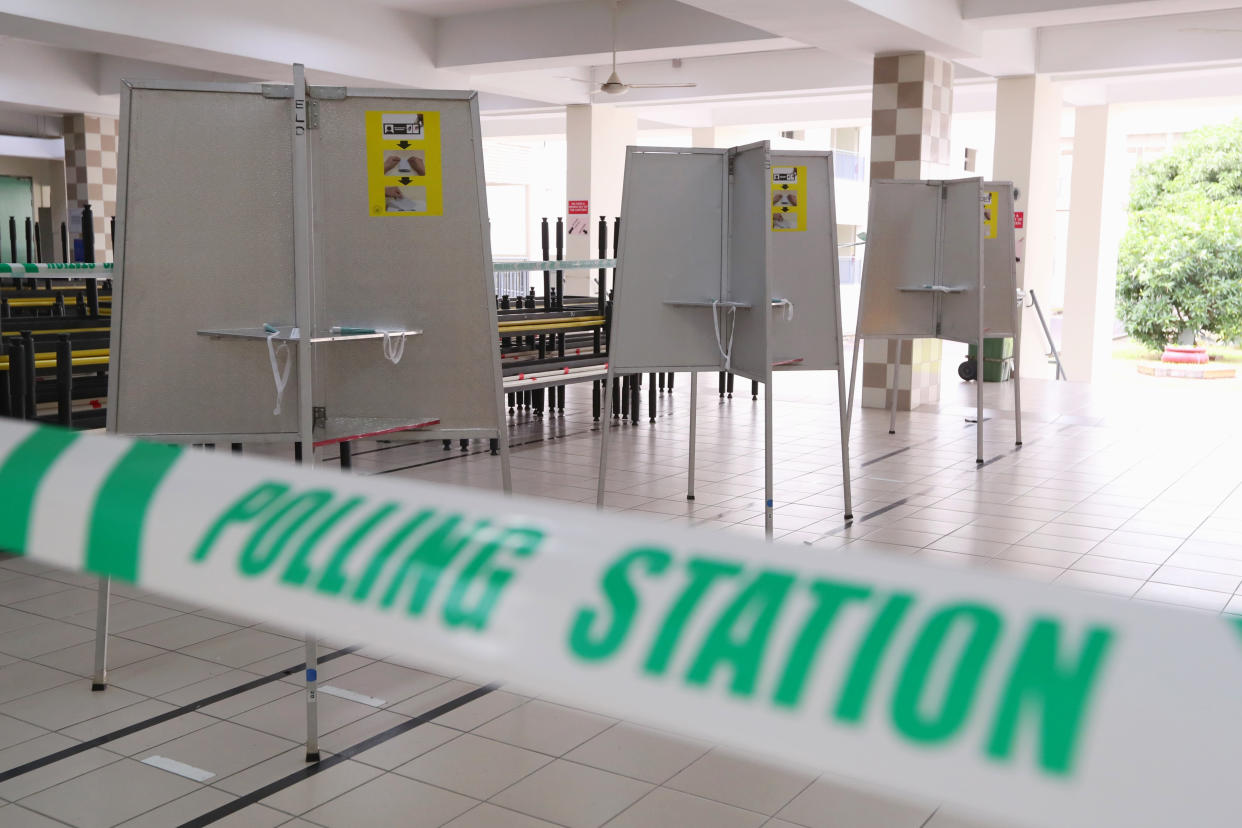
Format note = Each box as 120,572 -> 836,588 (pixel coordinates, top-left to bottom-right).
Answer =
367,0 -> 554,15
1,0 -> 1242,134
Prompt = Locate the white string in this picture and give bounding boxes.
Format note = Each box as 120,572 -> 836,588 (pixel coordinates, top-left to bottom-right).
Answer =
265,328 -> 292,415
774,298 -> 794,321
381,330 -> 407,365
711,299 -> 737,372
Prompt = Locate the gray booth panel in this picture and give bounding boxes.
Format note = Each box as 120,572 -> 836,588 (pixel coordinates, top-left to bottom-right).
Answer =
725,142 -> 772,383
310,93 -> 500,433
609,147 -> 729,373
982,181 -> 1019,337
111,86 -> 299,439
854,180 -> 941,339
937,177 -> 986,344
769,151 -> 842,371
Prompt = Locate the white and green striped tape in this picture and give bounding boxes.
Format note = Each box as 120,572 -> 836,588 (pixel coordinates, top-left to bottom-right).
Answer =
0,419 -> 1238,828
0,263 -> 113,278
493,259 -> 615,272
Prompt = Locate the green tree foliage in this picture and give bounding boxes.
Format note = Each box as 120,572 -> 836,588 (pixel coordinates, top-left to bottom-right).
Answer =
1116,120 -> 1242,350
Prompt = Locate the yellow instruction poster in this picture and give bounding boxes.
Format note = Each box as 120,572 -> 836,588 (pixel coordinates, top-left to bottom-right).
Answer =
366,111 -> 443,217
982,189 -> 998,240
771,165 -> 806,232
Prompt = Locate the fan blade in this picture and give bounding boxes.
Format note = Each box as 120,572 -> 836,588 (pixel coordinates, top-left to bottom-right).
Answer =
554,76 -> 596,84
624,83 -> 698,89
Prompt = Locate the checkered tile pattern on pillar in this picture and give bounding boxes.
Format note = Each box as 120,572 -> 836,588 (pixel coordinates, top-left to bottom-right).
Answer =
62,114 -> 118,263
864,52 -> 953,411
860,337 -> 943,410
869,53 -> 955,182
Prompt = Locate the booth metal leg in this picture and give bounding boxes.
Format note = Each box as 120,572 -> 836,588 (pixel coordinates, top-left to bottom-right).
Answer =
291,431 -> 320,762
687,373 -> 698,501
836,366 -> 854,521
592,381 -> 600,422
305,635 -> 320,762
718,371 -> 725,398
751,380 -> 758,400
668,373 -> 674,391
976,335 -> 985,464
596,370 -> 614,507
338,441 -> 352,470
90,577 -> 110,691
727,373 -> 734,399
764,377 -> 774,540
499,432 -> 513,494
648,373 -> 656,423
888,339 -> 901,435
845,337 -> 862,443
1012,321 -> 1023,447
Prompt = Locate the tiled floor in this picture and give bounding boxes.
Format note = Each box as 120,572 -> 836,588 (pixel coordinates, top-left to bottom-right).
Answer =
2,362 -> 1241,827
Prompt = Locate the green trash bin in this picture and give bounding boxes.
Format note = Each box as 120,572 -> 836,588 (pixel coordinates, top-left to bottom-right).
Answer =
962,338 -> 1013,382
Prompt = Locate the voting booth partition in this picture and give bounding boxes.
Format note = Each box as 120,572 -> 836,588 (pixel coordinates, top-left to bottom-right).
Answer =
101,66 -> 509,758
597,143 -> 853,537
847,178 -> 1022,464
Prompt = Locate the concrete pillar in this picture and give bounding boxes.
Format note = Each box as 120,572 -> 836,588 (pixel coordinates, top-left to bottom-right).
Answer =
62,114 -> 118,263
992,76 -> 1063,379
566,103 -> 636,296
1061,105 -> 1126,382
862,51 -> 954,411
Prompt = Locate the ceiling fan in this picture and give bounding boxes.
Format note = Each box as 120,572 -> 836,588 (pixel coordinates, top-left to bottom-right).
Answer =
594,0 -> 697,95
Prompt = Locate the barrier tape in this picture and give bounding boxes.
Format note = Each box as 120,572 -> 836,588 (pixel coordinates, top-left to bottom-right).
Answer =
0,420 -> 1236,828
492,258 -> 615,272
0,263 -> 113,278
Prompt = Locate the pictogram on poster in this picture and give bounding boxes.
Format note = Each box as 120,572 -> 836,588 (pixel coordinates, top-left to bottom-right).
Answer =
771,165 -> 807,232
568,200 -> 589,236
366,111 -> 443,217
983,190 -> 999,240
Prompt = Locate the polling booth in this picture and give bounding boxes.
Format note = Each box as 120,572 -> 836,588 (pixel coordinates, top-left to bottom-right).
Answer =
597,142 -> 853,536
101,65 -> 510,758
848,178 -> 1022,464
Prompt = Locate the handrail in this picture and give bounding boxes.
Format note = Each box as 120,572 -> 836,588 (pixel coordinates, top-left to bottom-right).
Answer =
1026,289 -> 1067,381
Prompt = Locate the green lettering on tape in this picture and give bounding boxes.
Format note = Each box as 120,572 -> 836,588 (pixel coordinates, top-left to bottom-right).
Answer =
239,490 -> 334,577
892,604 -> 1001,744
350,509 -> 434,602
570,547 -> 672,661
986,618 -> 1114,775
280,497 -> 365,587
86,441 -> 182,583
834,593 -> 914,723
443,527 -> 542,630
644,557 -> 743,677
0,427 -> 80,554
379,514 -> 482,614
193,482 -> 290,562
686,570 -> 796,697
316,502 -> 401,596
773,580 -> 872,708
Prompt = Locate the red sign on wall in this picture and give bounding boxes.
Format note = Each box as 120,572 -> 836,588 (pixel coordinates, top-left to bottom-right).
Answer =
568,200 -> 589,215
1014,211 -> 1025,229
